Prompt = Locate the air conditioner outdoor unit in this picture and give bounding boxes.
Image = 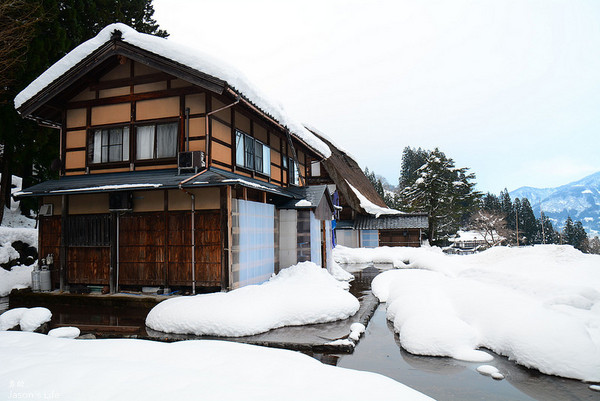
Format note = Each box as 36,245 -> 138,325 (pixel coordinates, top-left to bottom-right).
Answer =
178,151 -> 206,174
109,192 -> 133,211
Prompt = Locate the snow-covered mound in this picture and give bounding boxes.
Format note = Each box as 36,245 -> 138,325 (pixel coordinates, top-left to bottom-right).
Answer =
0,307 -> 51,332
0,332 -> 432,401
146,262 -> 359,337
48,327 -> 80,339
0,264 -> 35,297
363,245 -> 600,382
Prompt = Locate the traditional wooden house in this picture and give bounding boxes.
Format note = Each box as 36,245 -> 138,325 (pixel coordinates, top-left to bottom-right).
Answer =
305,127 -> 428,248
14,23 -> 335,294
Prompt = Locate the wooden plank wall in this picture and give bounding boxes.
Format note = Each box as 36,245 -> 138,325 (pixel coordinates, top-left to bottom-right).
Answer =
39,212 -> 221,288
379,229 -> 421,248
67,247 -> 110,284
39,216 -> 61,287
119,211 -> 221,287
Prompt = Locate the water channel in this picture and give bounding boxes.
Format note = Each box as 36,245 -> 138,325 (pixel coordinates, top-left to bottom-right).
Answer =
334,263 -> 599,401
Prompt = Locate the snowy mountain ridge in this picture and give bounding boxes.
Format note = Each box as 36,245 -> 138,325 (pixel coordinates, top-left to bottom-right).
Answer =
510,171 -> 600,236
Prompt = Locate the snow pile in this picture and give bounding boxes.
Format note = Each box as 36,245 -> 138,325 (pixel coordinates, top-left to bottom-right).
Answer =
366,245 -> 600,382
334,244 -> 447,269
0,332 -> 432,401
346,181 -> 403,218
294,199 -> 312,207
327,259 -> 355,283
349,322 -> 366,341
0,226 -> 38,263
0,264 -> 35,297
0,307 -> 51,332
14,23 -> 331,159
48,327 -> 80,339
476,365 -> 504,380
146,262 -> 359,337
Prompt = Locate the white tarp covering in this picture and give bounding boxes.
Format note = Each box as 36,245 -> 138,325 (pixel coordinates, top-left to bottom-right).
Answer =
231,199 -> 275,288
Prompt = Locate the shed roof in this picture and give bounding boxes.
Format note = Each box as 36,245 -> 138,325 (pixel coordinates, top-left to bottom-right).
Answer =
279,185 -> 333,211
353,214 -> 429,230
13,167 -> 291,199
15,23 -> 330,158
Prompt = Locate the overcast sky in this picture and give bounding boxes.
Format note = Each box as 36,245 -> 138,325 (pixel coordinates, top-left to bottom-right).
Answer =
153,0 -> 600,194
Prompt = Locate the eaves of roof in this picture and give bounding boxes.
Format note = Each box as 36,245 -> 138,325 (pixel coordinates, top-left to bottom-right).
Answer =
13,167 -> 293,200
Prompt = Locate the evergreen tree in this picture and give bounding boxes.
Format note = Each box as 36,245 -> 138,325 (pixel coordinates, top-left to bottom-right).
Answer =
400,148 -> 481,244
364,167 -> 385,203
500,189 -> 515,231
562,217 -> 575,245
538,213 -> 559,244
589,237 -> 600,255
0,0 -> 167,222
481,192 -> 502,214
572,221 -> 589,252
399,146 -> 428,189
518,198 -> 537,245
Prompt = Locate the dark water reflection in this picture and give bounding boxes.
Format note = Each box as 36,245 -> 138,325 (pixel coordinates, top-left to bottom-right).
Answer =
336,263 -> 599,401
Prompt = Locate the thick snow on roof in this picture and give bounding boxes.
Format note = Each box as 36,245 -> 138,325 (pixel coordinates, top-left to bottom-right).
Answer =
15,23 -> 330,158
304,124 -> 358,163
346,181 -> 403,218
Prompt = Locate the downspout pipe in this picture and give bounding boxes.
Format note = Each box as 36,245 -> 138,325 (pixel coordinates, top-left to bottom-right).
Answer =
205,96 -> 240,163
185,107 -> 190,152
178,185 -> 197,295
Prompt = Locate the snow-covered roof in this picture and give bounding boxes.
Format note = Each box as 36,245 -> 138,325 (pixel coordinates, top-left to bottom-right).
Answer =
346,181 -> 403,218
15,23 -> 330,158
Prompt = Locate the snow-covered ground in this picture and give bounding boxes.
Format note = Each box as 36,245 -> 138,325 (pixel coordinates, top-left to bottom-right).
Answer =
334,244 -> 600,382
146,261 -> 359,336
0,331 -> 432,401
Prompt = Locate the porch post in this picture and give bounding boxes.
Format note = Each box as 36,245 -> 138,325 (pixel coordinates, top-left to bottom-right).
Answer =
220,186 -> 232,291
109,211 -> 117,294
59,195 -> 68,292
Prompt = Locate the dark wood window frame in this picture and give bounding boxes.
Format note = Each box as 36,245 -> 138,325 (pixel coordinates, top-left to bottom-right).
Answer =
87,119 -> 179,168
235,129 -> 271,177
135,120 -> 179,161
87,125 -> 130,165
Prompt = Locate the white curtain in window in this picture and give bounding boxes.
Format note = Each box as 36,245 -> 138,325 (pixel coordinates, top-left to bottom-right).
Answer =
136,125 -> 154,159
254,140 -> 263,173
235,131 -> 244,166
157,123 -> 177,158
263,143 -> 271,175
93,129 -> 102,163
122,127 -> 130,161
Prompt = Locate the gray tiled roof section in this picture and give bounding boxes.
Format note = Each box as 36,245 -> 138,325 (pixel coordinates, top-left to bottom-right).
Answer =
278,185 -> 328,209
353,214 -> 429,230
14,167 -> 292,199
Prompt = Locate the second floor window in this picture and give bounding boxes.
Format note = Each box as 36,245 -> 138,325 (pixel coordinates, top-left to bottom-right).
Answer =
136,122 -> 178,160
235,130 -> 270,175
89,127 -> 129,164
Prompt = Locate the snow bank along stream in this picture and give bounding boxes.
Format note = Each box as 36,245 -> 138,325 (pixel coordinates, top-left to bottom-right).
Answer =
335,244 -> 600,383
146,262 -> 359,337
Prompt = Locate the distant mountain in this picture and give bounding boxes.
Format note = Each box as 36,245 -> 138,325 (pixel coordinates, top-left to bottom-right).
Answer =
510,171 -> 600,237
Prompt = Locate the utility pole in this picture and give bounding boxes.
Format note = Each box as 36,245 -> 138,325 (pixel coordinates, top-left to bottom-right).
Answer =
540,206 -> 546,245
515,206 -> 519,247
